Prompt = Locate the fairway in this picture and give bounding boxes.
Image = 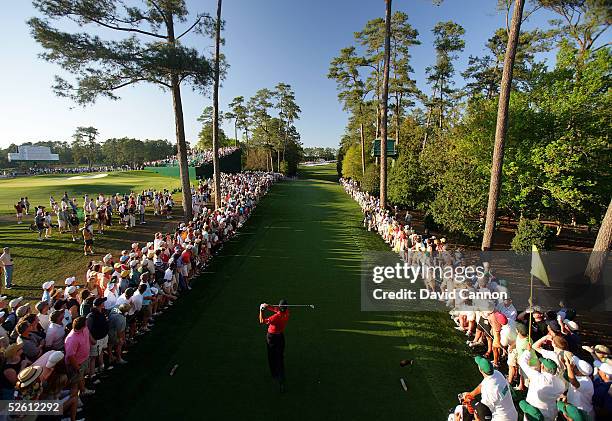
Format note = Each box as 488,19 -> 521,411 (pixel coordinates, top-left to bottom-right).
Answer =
87,165 -> 480,420
0,170 -> 181,215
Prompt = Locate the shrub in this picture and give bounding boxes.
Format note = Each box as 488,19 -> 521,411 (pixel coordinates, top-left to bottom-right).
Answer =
361,163 -> 380,195
511,218 -> 554,254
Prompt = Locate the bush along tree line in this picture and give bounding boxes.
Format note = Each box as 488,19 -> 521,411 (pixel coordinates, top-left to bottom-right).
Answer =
329,1 -> 611,257
0,128 -> 176,169
197,83 -> 304,176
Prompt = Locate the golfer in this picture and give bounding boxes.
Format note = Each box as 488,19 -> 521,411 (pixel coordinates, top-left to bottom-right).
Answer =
259,299 -> 290,392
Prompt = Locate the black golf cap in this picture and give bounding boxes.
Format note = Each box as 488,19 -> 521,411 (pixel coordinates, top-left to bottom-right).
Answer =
279,299 -> 288,312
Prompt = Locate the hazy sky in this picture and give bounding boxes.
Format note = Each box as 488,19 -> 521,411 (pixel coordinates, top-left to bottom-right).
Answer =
0,0 -> 566,149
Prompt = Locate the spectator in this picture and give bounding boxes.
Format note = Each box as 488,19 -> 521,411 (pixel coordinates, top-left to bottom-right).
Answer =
45,310 -> 66,351
0,247 -> 14,290
64,316 -> 94,397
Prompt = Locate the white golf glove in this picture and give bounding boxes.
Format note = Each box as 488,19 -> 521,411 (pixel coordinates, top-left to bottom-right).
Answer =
259,303 -> 267,311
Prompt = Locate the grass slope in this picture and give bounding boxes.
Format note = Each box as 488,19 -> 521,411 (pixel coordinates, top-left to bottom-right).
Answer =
86,165 -> 480,420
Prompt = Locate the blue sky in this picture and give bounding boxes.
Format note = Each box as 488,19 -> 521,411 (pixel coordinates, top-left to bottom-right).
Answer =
0,0 -> 567,149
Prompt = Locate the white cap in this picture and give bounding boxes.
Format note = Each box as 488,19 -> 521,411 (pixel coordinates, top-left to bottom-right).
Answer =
130,260 -> 138,267
103,253 -> 113,262
595,360 -> 612,376
0,295 -> 7,301
9,296 -> 23,308
66,286 -> 78,295
64,276 -> 76,286
572,357 -> 593,376
564,319 -> 579,331
46,351 -> 65,368
42,281 -> 55,290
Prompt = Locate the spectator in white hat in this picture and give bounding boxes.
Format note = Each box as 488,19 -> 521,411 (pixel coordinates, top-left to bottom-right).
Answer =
42,280 -> 55,303
593,360 -> 612,418
563,353 -> 594,419
4,297 -> 24,332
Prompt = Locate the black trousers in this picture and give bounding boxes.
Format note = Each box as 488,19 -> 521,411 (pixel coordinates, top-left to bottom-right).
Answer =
266,332 -> 285,381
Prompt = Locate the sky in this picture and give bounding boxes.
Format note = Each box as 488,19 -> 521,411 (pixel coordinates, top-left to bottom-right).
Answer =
0,0 -> 568,149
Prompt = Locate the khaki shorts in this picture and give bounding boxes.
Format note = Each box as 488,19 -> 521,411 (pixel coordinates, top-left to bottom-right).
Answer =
89,335 -> 108,357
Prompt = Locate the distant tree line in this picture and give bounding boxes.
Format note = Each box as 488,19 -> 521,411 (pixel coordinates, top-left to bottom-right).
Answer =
0,126 -> 175,169
302,148 -> 337,161
198,83 -> 304,175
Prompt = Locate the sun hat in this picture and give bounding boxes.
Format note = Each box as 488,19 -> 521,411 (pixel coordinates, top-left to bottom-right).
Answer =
120,270 -> 130,278
539,357 -> 558,373
103,253 -> 113,262
129,252 -> 136,259
102,266 -> 113,274
572,356 -> 593,376
42,281 -> 54,290
131,242 -> 139,249
16,304 -> 31,318
519,400 -> 544,421
594,360 -> 612,376
16,365 -> 43,388
64,276 -> 76,286
5,343 -> 24,359
474,356 -> 494,375
113,263 -> 122,270
594,345 -> 611,356
557,401 -> 586,421
46,351 -> 65,368
564,319 -> 579,331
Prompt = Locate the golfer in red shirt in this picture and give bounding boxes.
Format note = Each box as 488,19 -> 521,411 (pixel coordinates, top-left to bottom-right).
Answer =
259,299 -> 290,392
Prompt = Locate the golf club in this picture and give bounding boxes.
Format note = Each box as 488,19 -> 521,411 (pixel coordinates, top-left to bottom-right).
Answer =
260,304 -> 316,309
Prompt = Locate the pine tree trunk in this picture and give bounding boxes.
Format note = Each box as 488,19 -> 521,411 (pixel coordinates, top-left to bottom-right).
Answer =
395,95 -> 400,144
234,121 -> 238,147
211,0 -> 223,209
481,0 -> 524,251
167,13 -> 192,221
379,0 -> 392,210
585,199 -> 612,284
360,122 -> 366,175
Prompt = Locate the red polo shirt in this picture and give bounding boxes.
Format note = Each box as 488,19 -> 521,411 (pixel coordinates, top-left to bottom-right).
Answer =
264,306 -> 290,334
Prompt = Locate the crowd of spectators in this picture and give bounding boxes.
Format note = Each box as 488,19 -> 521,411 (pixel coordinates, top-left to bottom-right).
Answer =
145,146 -> 240,167
0,171 -> 279,420
2,165 -> 141,178
341,178 -> 612,421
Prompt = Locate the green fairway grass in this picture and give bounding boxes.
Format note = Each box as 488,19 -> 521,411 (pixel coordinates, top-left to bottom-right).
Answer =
0,170 -> 183,302
0,170 -> 182,215
86,164 -> 480,420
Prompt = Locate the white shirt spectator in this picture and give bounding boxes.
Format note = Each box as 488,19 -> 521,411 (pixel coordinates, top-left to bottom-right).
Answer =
480,370 -> 518,421
518,350 -> 567,420
45,322 -> 65,350
567,375 -> 594,419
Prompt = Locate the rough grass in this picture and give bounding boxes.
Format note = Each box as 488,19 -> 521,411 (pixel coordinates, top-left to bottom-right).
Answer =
85,165 -> 481,420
